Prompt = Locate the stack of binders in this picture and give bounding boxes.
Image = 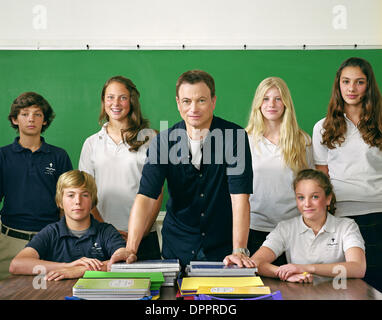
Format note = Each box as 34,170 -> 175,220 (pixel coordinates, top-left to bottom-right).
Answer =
110,259 -> 181,286
83,270 -> 164,297
185,261 -> 258,277
179,261 -> 273,299
72,278 -> 151,300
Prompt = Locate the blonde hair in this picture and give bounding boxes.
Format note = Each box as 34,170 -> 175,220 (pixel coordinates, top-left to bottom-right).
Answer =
246,77 -> 310,174
55,170 -> 98,209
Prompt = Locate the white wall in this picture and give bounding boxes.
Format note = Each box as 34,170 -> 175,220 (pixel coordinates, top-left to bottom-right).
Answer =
0,0 -> 381,49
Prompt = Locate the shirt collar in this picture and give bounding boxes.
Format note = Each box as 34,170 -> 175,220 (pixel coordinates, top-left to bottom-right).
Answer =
261,136 -> 278,147
100,122 -> 125,145
58,215 -> 99,238
298,216 -> 310,234
343,114 -> 358,130
100,123 -> 108,135
321,213 -> 336,233
209,116 -> 217,130
99,123 -> 111,140
298,213 -> 335,235
11,136 -> 50,153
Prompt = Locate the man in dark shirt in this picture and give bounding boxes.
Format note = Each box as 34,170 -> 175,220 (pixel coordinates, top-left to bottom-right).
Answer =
109,70 -> 255,268
0,92 -> 73,279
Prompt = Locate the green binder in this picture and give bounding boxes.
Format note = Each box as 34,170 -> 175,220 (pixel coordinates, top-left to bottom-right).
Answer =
83,271 -> 164,291
72,278 -> 151,299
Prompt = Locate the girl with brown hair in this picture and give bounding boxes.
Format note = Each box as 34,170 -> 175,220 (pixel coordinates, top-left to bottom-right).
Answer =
312,57 -> 382,291
250,169 -> 365,283
79,76 -> 162,260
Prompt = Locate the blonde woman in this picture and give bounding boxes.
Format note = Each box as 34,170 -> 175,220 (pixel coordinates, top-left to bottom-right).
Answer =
246,77 -> 313,263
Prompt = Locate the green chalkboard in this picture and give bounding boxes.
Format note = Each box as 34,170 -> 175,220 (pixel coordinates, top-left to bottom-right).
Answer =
1,50 -> 381,209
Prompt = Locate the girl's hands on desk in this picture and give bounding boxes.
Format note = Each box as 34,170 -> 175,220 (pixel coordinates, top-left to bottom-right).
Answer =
276,263 -> 313,283
285,273 -> 313,283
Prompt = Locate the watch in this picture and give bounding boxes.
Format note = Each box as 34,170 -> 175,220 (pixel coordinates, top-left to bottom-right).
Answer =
232,248 -> 250,257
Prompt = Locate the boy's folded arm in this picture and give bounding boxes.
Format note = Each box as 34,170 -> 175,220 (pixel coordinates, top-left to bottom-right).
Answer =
45,265 -> 88,281
9,247 -> 70,275
10,247 -> 110,277
45,260 -> 110,281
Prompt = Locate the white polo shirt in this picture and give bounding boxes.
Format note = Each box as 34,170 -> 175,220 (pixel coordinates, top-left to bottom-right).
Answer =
249,135 -> 314,232
313,117 -> 382,217
79,124 -> 157,231
262,214 -> 365,265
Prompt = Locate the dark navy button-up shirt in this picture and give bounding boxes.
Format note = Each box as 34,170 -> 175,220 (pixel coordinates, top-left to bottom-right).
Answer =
0,137 -> 73,231
139,116 -> 253,266
26,215 -> 126,262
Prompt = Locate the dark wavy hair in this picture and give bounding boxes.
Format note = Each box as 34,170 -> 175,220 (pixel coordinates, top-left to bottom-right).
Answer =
176,70 -> 215,98
293,169 -> 336,215
321,57 -> 382,150
99,76 -> 150,152
8,92 -> 55,133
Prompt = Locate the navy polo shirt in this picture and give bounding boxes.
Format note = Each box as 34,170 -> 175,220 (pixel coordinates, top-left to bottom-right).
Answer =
26,215 -> 126,262
139,116 -> 253,266
0,137 -> 73,231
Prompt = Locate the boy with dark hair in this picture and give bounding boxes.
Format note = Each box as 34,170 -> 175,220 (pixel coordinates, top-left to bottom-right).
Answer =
0,92 -> 73,279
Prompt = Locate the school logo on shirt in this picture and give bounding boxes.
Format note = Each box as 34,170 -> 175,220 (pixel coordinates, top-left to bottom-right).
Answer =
44,162 -> 56,175
91,242 -> 104,254
327,237 -> 339,247
90,242 -> 105,259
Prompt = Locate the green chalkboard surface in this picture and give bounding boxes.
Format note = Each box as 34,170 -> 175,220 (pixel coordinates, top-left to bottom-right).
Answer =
1,50 -> 381,209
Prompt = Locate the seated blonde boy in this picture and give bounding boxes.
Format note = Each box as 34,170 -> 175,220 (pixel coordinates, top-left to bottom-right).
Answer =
9,170 -> 126,280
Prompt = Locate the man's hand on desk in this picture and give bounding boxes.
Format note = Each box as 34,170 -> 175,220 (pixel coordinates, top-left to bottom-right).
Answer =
107,247 -> 137,271
223,253 -> 257,268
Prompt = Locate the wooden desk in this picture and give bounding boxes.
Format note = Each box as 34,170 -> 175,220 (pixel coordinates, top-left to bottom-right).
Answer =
0,275 -> 177,300
0,275 -> 381,300
262,276 -> 382,300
